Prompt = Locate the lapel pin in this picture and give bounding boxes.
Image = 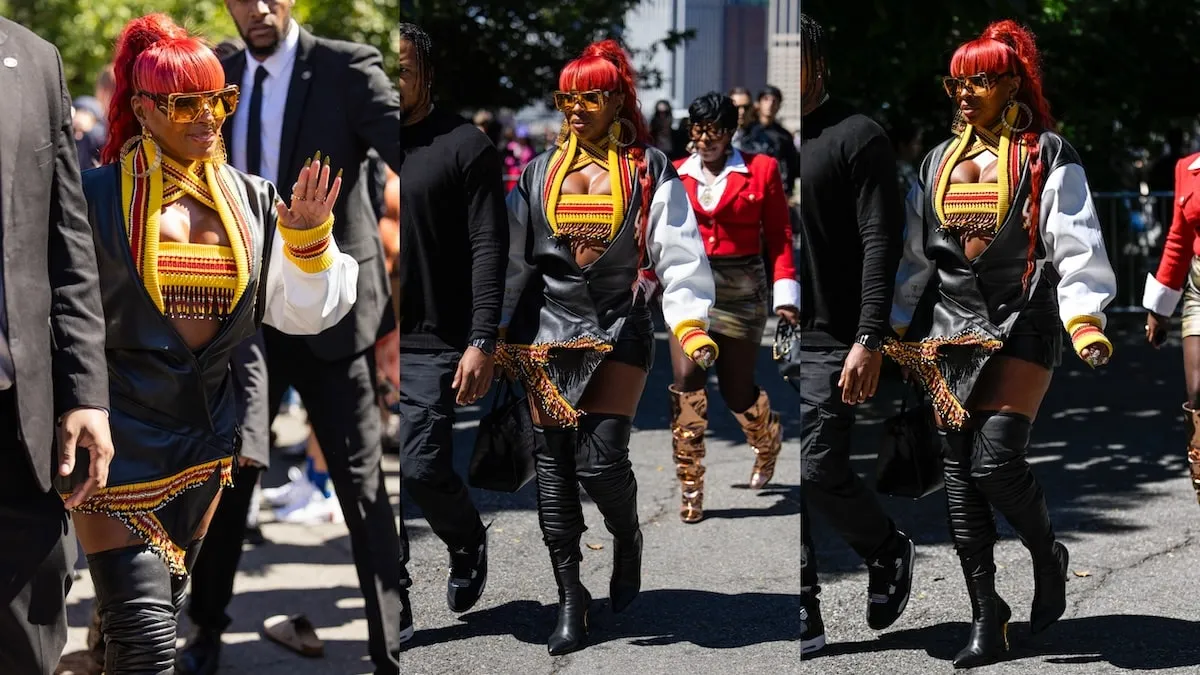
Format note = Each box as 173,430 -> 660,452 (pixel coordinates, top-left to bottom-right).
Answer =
301,70 -> 311,80
3,57 -> 16,68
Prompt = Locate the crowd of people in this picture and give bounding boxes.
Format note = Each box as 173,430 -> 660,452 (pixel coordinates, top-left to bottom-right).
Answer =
399,18 -> 806,656
7,3 -> 1199,673
0,0 -> 402,673
797,12 -> 1125,669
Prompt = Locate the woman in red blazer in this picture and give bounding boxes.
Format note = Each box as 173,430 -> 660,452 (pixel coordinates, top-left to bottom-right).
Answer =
667,92 -> 800,523
1144,151 -> 1200,503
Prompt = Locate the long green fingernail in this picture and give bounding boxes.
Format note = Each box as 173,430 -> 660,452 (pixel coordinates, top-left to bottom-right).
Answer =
336,168 -> 343,179
323,155 -> 330,168
303,155 -> 312,166
314,150 -> 322,163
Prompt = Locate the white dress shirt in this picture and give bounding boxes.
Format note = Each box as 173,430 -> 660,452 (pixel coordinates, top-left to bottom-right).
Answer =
230,20 -> 300,186
674,149 -> 750,212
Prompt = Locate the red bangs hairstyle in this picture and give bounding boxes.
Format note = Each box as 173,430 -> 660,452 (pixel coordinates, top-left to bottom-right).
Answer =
558,39 -> 655,274
101,13 -> 226,164
951,19 -> 1054,293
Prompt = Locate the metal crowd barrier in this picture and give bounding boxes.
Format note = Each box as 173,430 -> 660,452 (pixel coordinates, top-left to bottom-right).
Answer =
1092,191 -> 1175,312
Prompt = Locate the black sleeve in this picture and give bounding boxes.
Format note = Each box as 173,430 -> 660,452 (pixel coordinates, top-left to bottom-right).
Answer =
849,130 -> 904,339
47,47 -> 109,415
462,137 -> 508,342
783,139 -> 800,195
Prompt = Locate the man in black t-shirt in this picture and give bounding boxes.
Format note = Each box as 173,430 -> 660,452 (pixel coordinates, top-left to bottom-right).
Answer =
796,14 -> 914,656
398,24 -> 507,644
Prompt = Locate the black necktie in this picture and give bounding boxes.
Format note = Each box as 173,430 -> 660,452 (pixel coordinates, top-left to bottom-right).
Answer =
247,65 -> 268,176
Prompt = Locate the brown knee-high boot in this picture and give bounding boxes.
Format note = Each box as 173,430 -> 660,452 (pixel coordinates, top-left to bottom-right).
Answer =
734,388 -> 783,489
1183,404 -> 1200,504
669,386 -> 708,523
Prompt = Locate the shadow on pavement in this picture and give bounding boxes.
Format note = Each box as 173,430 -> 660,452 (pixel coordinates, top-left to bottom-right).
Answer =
809,314 -> 1188,579
809,613 -> 1200,670
397,320 -> 800,523
405,588 -> 800,651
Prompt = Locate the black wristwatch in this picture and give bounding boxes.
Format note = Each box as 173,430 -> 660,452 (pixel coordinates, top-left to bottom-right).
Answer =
469,338 -> 496,356
856,333 -> 883,352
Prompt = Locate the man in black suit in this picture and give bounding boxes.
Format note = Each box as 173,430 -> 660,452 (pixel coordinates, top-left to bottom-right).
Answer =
176,2 -> 403,674
0,18 -> 114,675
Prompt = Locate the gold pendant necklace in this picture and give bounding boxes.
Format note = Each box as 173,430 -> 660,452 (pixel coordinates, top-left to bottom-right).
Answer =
699,185 -> 716,209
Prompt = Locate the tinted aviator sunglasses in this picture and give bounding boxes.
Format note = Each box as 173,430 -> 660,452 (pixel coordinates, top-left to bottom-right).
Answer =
942,72 -> 1014,98
552,89 -> 612,112
139,85 -> 240,123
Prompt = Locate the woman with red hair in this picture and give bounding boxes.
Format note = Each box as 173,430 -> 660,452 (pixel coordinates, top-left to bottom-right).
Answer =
499,40 -> 715,654
885,20 -> 1116,667
61,14 -> 357,670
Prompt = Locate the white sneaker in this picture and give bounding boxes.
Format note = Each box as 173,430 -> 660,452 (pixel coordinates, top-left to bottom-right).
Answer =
262,467 -> 309,508
246,480 -> 263,528
275,490 -> 344,524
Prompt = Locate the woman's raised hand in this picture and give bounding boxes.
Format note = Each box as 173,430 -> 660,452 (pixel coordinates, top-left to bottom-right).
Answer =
277,152 -> 343,230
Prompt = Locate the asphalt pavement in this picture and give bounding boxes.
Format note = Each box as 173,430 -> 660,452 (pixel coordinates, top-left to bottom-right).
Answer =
56,320 -> 802,675
803,314 -> 1200,674
56,313 -> 1199,675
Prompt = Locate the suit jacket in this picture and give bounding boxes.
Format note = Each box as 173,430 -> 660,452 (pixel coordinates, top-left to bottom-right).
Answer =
0,19 -> 108,492
1146,152 -> 1200,313
222,28 -> 401,359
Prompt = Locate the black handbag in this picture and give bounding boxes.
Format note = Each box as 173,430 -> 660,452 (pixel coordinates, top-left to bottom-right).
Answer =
875,388 -> 944,499
773,320 -> 801,385
469,380 -> 537,493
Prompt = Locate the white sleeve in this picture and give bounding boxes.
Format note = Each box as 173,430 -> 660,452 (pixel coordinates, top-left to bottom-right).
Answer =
648,176 -> 715,333
1041,163 -> 1117,330
262,228 -> 359,335
890,183 -> 935,336
500,186 -> 537,330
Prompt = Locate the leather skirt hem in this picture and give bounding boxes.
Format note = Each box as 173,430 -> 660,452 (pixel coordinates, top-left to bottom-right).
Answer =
60,457 -> 233,575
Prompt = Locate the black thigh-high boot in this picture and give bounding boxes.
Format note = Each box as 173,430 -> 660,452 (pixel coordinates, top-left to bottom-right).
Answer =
971,412 -> 1069,635
576,413 -> 641,614
940,428 -> 1010,668
88,544 -> 178,674
172,538 -> 205,621
534,426 -> 591,655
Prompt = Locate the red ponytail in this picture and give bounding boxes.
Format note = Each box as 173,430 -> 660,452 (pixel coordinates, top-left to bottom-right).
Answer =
558,40 -> 656,273
101,14 -> 226,165
951,20 -> 1054,293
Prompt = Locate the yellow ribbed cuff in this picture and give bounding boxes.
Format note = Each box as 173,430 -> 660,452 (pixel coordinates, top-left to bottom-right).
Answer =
672,319 -> 706,342
1065,314 -> 1101,335
280,215 -> 335,273
679,328 -> 718,361
1067,315 -> 1113,361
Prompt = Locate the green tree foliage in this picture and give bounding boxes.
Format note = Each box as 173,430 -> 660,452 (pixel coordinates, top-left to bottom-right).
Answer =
404,0 -> 690,112
803,0 -> 1200,189
0,0 -> 398,99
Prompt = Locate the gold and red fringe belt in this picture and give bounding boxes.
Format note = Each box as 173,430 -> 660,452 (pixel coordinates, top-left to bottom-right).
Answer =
61,457 -> 234,575
496,336 -> 613,427
881,330 -> 1004,429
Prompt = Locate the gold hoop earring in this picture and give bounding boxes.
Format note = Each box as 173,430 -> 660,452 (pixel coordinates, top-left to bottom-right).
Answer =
556,118 -> 570,147
120,127 -> 162,178
608,118 -> 636,148
1001,100 -> 1033,133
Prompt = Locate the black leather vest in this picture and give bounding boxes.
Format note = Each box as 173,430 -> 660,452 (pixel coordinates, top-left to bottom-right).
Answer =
507,144 -> 673,348
505,144 -> 673,409
77,164 -> 276,486
907,131 -> 1078,344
